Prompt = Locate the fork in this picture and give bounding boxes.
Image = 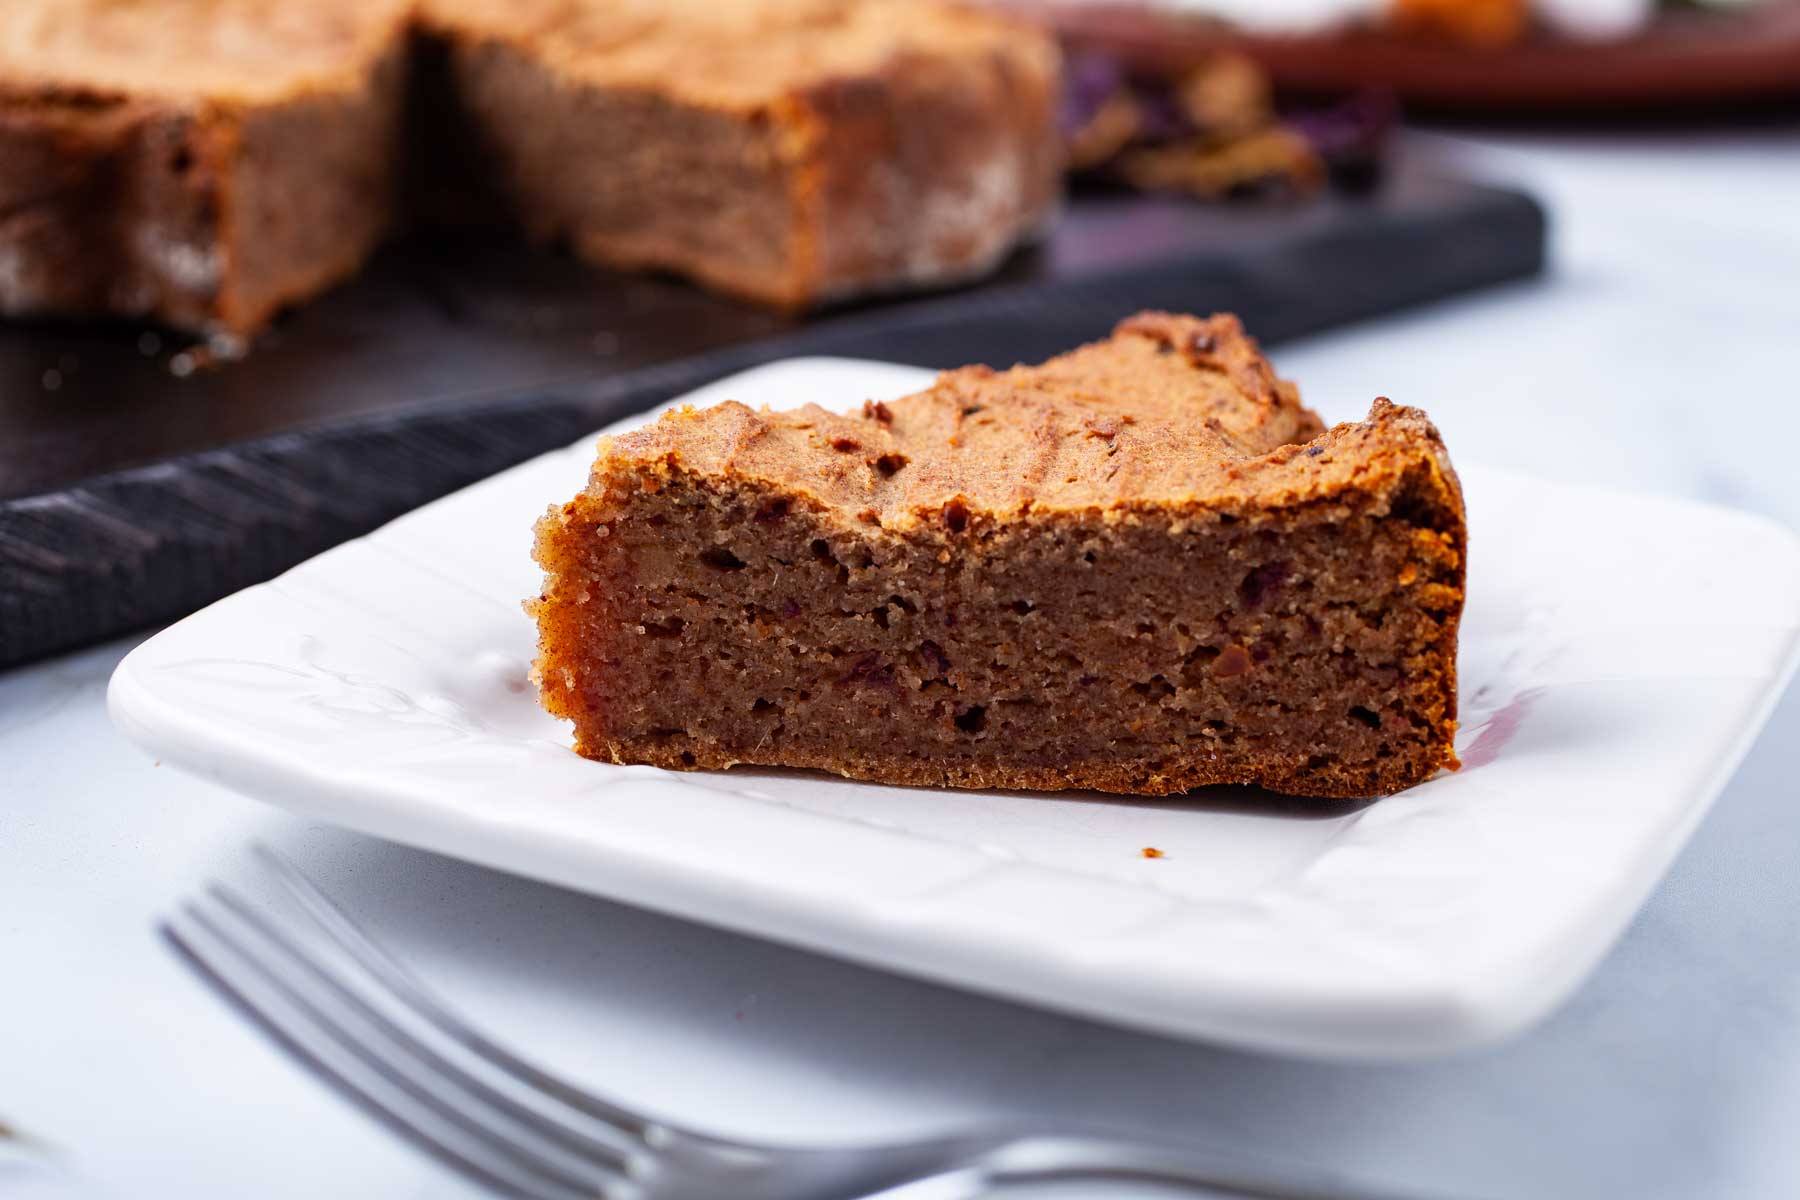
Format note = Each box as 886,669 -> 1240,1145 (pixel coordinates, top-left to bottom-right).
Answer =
161,847 -> 1422,1200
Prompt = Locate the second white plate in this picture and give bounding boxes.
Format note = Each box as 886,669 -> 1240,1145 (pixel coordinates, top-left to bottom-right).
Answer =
109,358 -> 1800,1060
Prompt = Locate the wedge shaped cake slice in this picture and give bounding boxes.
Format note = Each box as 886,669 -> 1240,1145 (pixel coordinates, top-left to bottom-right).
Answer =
531,312 -> 1466,799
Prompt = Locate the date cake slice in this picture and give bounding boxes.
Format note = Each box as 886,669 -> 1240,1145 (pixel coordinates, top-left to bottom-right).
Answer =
0,0 -> 412,334
531,312 -> 1465,799
422,0 -> 1062,309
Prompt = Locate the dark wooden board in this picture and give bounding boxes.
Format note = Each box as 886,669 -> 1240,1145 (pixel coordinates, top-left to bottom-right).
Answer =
0,157 -> 1544,668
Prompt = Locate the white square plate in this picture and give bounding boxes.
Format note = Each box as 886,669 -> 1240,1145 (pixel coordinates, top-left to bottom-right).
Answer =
109,358 -> 1800,1060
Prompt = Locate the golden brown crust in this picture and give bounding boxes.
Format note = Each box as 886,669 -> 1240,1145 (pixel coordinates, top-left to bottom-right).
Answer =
533,312 -> 1466,800
420,0 -> 1041,111
593,312 -> 1356,528
0,0 -> 413,103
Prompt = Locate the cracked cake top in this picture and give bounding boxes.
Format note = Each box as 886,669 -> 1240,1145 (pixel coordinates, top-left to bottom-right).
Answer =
420,0 -> 1053,110
1,0 -> 411,102
583,312 -> 1461,530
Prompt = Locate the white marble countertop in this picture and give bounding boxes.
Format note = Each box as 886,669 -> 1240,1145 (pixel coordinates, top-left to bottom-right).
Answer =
4,125 -> 1800,1200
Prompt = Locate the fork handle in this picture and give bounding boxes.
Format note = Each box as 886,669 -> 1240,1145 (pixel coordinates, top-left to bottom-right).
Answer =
855,1133 -> 1430,1200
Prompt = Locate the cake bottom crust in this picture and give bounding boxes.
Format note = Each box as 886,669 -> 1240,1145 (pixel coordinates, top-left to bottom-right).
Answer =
577,734 -> 1452,801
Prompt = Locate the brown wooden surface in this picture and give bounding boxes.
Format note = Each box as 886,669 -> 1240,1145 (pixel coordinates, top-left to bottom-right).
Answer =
1044,2 -> 1800,111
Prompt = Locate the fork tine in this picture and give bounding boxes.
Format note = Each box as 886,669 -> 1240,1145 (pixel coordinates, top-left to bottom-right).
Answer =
206,883 -> 638,1174
253,845 -> 659,1139
171,897 -> 618,1200
160,917 -> 583,1200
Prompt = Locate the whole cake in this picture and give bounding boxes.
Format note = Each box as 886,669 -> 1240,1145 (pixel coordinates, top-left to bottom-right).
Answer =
531,312 -> 1466,799
0,0 -> 1062,335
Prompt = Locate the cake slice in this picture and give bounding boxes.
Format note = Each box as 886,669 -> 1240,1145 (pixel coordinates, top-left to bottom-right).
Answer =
0,0 -> 412,334
420,0 -> 1062,309
531,312 -> 1465,799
